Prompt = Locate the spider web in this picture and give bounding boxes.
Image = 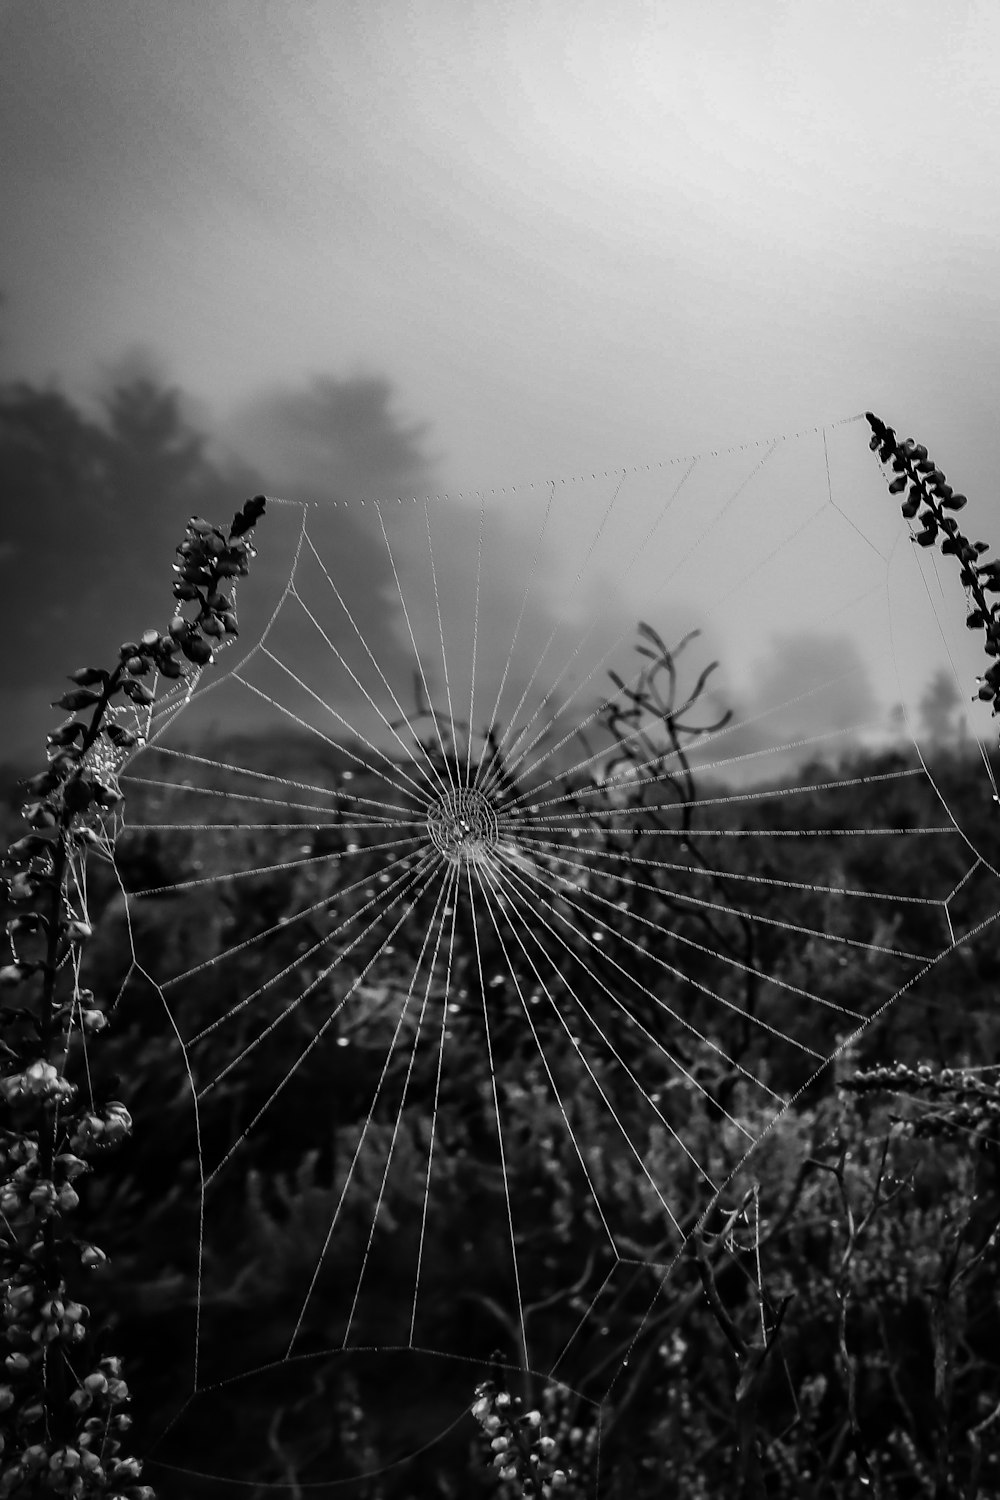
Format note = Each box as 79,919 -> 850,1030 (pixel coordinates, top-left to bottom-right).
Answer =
63,414 -> 1000,1493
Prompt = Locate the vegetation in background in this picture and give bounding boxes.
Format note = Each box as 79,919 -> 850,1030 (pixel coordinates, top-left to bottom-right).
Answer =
2,412 -> 1000,1497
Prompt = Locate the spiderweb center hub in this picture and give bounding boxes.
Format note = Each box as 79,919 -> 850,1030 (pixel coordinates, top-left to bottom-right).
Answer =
426,787 -> 500,864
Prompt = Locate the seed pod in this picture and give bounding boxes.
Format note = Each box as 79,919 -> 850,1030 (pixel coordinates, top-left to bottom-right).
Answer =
140,629 -> 160,648
68,668 -> 108,687
23,770 -> 59,796
169,615 -> 188,639
182,634 -> 214,665
6,912 -> 44,936
53,688 -> 101,712
222,611 -> 239,634
47,720 -> 87,748
102,728 -> 136,753
5,832 -> 50,860
63,778 -> 95,815
91,784 -> 123,808
26,804 -> 59,829
200,614 -> 223,637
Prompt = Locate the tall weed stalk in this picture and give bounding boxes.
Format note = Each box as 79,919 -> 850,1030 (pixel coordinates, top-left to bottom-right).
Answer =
0,497 -> 266,1498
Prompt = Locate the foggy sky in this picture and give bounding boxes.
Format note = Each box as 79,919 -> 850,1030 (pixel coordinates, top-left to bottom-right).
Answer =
2,0 -> 999,778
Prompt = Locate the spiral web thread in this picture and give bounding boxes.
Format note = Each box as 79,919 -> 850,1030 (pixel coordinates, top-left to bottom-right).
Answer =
60,413 -> 1000,1491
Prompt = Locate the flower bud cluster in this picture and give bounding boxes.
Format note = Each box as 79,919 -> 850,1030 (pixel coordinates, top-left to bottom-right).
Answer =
866,413 -> 1000,714
0,1342 -> 152,1499
842,1061 -> 1000,1153
471,1378 -> 572,1497
1,496 -> 264,1497
168,497 -> 265,665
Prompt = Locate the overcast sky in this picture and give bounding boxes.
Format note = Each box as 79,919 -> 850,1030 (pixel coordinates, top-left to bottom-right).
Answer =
2,0 -> 999,782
